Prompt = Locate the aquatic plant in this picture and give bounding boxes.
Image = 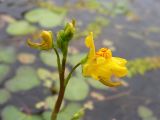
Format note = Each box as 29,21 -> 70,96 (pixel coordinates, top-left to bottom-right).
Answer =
27,20 -> 128,120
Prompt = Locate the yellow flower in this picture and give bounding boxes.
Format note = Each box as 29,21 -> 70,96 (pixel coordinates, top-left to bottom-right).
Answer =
82,32 -> 128,87
27,30 -> 53,50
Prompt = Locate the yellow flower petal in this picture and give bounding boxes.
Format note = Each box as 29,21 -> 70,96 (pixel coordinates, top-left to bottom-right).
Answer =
99,79 -> 122,87
27,31 -> 53,50
82,32 -> 128,87
112,57 -> 127,66
85,32 -> 95,59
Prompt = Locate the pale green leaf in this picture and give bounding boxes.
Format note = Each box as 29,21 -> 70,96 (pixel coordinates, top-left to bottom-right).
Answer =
6,20 -> 37,36
5,66 -> 40,92
0,46 -> 16,64
25,8 -> 65,28
65,77 -> 89,101
1,106 -> 43,120
0,89 -> 11,104
0,64 -> 10,83
138,106 -> 153,118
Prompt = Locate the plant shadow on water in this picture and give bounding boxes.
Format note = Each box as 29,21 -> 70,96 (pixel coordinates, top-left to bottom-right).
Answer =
0,0 -> 160,120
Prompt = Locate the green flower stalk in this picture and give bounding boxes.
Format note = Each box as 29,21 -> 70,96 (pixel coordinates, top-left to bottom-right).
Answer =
27,20 -> 128,120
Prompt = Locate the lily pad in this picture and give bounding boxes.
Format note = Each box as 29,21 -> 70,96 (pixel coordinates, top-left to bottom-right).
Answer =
42,103 -> 82,120
25,8 -> 65,28
37,68 -> 52,80
58,103 -> 82,120
0,64 -> 10,83
138,106 -> 153,119
65,77 -> 89,101
0,89 -> 11,104
144,117 -> 158,120
1,106 -> 43,120
37,68 -> 59,89
0,46 -> 16,64
42,111 -> 52,120
40,51 -> 60,67
37,68 -> 59,81
6,20 -> 37,36
68,53 -> 86,66
45,95 -> 65,110
5,66 -> 40,92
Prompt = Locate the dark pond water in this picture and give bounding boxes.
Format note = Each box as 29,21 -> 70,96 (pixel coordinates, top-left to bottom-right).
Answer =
0,0 -> 160,120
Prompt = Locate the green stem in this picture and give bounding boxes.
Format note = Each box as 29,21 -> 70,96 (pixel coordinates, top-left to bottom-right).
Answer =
65,62 -> 81,87
51,85 -> 65,120
51,48 -> 68,120
53,48 -> 61,79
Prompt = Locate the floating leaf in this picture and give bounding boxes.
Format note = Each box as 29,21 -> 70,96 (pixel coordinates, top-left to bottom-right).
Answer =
0,46 -> 16,64
0,89 -> 11,104
58,103 -> 82,120
42,111 -> 52,120
37,68 -> 59,89
25,8 -> 65,28
68,53 -> 86,66
37,68 -> 52,80
138,106 -> 153,119
17,53 -> 36,64
0,64 -> 10,83
1,106 -> 43,120
71,108 -> 85,120
143,116 -> 158,120
65,77 -> 89,101
40,51 -> 62,67
43,103 -> 82,120
6,20 -> 37,36
45,96 -> 65,110
37,68 -> 59,81
5,66 -> 40,92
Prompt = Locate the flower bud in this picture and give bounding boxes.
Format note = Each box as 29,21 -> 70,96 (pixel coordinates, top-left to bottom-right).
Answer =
64,19 -> 76,42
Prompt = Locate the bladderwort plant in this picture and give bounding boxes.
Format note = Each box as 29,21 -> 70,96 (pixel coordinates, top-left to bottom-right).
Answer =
27,20 -> 128,120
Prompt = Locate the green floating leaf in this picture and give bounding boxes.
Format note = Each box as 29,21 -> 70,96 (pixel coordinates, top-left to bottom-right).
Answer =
6,20 -> 37,36
37,68 -> 59,81
1,106 -> 43,120
40,51 -> 60,67
45,96 -> 65,110
0,64 -> 10,83
43,103 -> 82,120
86,78 -> 108,90
65,77 -> 89,101
42,111 -> 52,120
25,8 -> 65,28
37,68 -> 52,80
58,103 -> 82,120
68,53 -> 86,66
71,109 -> 84,120
144,116 -> 158,120
0,46 -> 16,64
5,66 -> 40,92
138,106 -> 153,119
0,89 -> 11,104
